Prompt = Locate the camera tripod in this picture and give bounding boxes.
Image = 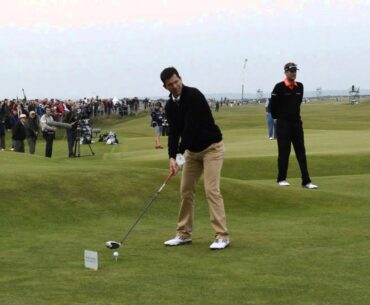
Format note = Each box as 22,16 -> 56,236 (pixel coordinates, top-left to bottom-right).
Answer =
73,133 -> 95,157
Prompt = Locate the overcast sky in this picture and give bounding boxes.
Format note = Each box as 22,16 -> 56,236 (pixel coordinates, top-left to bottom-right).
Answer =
1,0 -> 369,99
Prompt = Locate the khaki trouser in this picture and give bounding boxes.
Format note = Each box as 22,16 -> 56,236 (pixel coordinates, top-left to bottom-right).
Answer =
176,141 -> 229,240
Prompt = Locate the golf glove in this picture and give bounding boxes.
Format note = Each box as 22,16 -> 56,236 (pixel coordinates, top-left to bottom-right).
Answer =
175,153 -> 186,168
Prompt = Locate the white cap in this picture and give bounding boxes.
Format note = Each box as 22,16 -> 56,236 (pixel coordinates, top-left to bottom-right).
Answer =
19,114 -> 27,119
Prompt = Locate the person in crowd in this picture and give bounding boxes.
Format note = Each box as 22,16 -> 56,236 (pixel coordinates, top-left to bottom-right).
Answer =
63,101 -> 79,158
40,106 -> 56,158
0,112 -> 6,151
12,113 -> 27,153
270,62 -> 318,189
25,110 -> 39,154
9,108 -> 19,151
98,102 -> 104,116
215,101 -> 220,112
36,102 -> 44,117
150,102 -> 164,149
1,99 -> 12,131
161,67 -> 230,250
265,97 -> 276,140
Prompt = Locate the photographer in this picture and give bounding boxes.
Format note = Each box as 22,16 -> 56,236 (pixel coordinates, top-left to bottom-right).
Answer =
63,101 -> 79,158
150,102 -> 164,149
40,106 -> 56,158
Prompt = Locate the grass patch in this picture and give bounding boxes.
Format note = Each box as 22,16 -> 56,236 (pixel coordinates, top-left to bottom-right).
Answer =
1,99 -> 370,305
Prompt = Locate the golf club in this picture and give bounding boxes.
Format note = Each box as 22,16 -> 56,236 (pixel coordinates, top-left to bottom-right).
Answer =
105,173 -> 173,250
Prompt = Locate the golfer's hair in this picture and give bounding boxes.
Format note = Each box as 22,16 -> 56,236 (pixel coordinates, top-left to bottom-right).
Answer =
160,67 -> 180,84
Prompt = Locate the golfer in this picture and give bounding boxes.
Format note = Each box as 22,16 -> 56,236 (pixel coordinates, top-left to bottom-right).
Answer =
270,62 -> 318,189
160,67 -> 229,250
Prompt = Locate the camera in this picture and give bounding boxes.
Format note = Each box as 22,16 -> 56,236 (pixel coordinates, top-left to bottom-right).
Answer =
75,118 -> 93,144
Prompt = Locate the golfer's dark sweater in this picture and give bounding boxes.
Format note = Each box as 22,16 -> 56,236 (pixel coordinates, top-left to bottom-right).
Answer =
165,85 -> 222,159
270,81 -> 304,122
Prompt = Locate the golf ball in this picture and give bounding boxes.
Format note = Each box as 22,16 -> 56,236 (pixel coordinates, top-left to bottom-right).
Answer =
113,251 -> 119,257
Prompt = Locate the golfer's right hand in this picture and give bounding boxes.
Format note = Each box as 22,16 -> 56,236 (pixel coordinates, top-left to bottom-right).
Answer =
169,158 -> 179,177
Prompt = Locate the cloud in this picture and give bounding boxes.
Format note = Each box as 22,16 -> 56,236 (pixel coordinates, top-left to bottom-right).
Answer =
2,0 -> 366,29
1,0 -> 245,28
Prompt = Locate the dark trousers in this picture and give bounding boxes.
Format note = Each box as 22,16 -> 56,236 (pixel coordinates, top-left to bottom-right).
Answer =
276,119 -> 311,185
27,137 -> 36,154
43,132 -> 54,158
67,129 -> 76,157
14,140 -> 25,153
0,135 -> 5,149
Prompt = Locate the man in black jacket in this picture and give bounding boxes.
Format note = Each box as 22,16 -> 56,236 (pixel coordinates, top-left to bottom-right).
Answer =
270,62 -> 317,189
25,111 -> 39,154
161,67 -> 229,250
63,101 -> 79,158
12,113 -> 27,153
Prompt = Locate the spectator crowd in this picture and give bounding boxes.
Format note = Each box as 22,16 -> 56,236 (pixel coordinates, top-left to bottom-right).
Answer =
0,95 -> 240,156
0,96 -> 150,154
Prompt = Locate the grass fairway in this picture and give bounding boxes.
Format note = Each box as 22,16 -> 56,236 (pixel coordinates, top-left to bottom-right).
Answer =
1,100 -> 370,305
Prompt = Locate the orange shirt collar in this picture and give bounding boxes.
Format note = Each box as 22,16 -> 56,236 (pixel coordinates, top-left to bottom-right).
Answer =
284,78 -> 298,90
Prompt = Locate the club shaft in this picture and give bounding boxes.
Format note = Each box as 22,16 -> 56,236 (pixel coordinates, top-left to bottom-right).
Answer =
119,175 -> 171,244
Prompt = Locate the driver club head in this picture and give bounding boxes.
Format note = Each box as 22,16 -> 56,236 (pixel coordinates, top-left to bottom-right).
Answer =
105,241 -> 121,249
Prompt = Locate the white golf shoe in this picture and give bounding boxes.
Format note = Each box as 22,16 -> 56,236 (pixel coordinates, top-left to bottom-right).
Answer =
164,235 -> 192,246
278,180 -> 290,186
303,182 -> 318,189
209,239 -> 230,250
